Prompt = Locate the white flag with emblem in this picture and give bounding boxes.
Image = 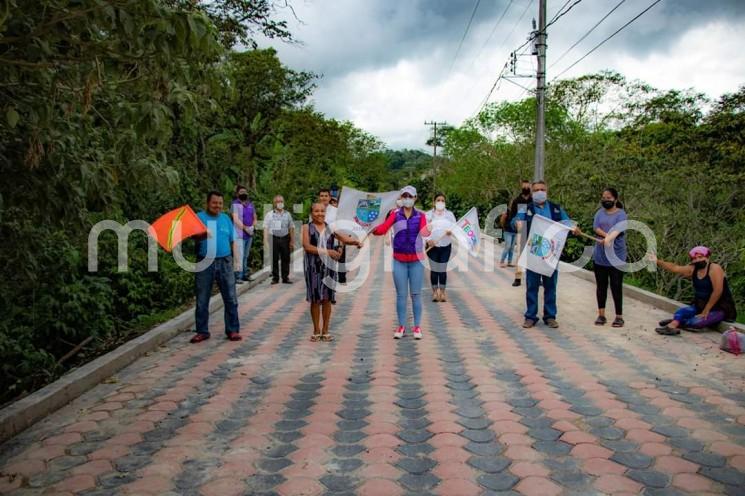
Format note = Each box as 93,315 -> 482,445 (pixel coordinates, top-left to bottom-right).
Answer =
335,186 -> 400,235
517,215 -> 572,276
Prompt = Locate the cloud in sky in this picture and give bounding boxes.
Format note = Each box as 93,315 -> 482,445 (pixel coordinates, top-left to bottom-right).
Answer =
258,0 -> 745,149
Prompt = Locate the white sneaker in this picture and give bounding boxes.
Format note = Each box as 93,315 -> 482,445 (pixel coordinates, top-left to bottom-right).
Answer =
413,326 -> 423,340
394,326 -> 405,339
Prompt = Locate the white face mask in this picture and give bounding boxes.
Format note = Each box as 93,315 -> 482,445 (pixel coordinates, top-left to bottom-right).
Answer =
276,202 -> 284,210
395,199 -> 403,208
402,198 -> 415,208
532,191 -> 547,204
435,201 -> 446,211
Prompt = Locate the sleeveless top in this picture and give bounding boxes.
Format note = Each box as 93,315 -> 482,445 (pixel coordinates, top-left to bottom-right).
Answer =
392,208 -> 424,255
692,263 -> 737,320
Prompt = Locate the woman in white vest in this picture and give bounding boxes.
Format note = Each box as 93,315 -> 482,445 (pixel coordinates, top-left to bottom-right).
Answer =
425,192 -> 456,302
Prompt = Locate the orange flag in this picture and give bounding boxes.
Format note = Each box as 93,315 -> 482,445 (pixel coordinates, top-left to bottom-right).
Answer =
149,205 -> 207,252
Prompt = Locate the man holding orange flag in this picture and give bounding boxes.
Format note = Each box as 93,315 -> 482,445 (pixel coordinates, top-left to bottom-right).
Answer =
191,190 -> 241,343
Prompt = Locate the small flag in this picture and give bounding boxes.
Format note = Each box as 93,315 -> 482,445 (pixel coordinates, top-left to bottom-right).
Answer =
149,205 -> 207,252
452,207 -> 481,256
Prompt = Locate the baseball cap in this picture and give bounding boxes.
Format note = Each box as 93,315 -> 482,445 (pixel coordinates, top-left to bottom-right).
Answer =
400,185 -> 417,197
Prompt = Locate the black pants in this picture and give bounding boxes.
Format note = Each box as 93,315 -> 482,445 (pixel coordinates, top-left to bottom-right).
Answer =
594,264 -> 623,315
338,246 -> 347,283
428,244 -> 452,288
272,235 -> 291,282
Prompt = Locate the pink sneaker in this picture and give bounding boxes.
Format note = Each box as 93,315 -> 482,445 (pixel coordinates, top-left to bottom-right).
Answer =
412,326 -> 423,340
394,326 -> 405,339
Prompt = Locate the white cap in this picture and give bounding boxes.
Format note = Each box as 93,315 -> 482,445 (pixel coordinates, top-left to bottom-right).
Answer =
400,185 -> 417,197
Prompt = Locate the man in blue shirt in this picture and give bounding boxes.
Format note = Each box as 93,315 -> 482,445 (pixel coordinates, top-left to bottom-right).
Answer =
515,180 -> 579,329
191,190 -> 241,343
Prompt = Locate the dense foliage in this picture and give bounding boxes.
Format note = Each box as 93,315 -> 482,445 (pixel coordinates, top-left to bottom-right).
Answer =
439,72 -> 744,320
0,1 -> 430,404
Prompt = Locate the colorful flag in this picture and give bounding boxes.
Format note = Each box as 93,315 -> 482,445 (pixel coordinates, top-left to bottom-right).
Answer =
517,215 -> 571,276
336,186 -> 400,233
148,205 -> 207,252
452,207 -> 481,255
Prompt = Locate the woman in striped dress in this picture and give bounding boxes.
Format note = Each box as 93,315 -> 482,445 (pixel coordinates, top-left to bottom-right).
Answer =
302,203 -> 362,342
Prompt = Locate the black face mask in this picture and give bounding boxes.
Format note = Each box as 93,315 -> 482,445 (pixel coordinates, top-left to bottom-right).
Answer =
521,187 -> 531,195
238,194 -> 248,201
601,200 -> 615,209
692,260 -> 708,270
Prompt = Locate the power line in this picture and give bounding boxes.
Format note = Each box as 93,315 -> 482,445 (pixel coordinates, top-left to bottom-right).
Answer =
448,0 -> 483,75
499,0 -> 536,55
474,62 -> 509,115
549,0 -> 626,69
471,0 -> 536,117
552,0 -> 664,81
466,0 -> 515,72
547,0 -> 572,25
472,34 -> 535,118
546,0 -> 583,28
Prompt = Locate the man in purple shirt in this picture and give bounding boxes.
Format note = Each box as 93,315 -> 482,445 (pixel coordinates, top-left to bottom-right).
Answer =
231,184 -> 257,283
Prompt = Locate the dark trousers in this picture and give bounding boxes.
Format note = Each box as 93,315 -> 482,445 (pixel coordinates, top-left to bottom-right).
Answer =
272,235 -> 291,282
525,270 -> 558,322
195,256 -> 239,335
338,246 -> 347,283
427,244 -> 452,288
594,264 -> 624,315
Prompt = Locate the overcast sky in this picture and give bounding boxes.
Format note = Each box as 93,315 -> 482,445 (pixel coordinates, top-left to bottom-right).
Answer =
257,0 -> 745,150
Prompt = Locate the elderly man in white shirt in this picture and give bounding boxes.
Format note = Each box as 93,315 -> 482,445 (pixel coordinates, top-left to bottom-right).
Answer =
264,195 -> 295,284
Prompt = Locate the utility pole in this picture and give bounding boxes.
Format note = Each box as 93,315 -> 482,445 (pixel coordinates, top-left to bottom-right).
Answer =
424,121 -> 446,191
533,0 -> 547,182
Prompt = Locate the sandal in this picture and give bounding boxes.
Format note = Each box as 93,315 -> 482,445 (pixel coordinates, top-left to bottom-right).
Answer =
611,317 -> 624,328
594,316 -> 607,326
655,326 -> 680,336
320,334 -> 335,342
310,334 -> 321,342
658,318 -> 673,327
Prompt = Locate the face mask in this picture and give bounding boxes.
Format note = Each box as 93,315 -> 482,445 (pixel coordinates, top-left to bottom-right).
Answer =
522,187 -> 531,195
601,200 -> 615,209
238,193 -> 248,201
532,191 -> 547,204
435,201 -> 445,211
402,198 -> 415,208
396,199 -> 403,208
692,260 -> 708,270
276,202 -> 284,210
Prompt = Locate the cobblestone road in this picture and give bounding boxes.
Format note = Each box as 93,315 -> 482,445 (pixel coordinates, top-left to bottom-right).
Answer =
2,240 -> 744,495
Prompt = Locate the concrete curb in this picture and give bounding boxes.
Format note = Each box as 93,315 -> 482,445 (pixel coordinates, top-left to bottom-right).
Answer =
0,254 -> 287,444
485,234 -> 743,333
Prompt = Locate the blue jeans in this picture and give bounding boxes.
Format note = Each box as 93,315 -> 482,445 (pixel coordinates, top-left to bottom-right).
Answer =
673,305 -> 725,329
393,259 -> 424,327
195,256 -> 240,336
525,269 -> 558,322
500,231 -> 516,263
234,236 -> 254,281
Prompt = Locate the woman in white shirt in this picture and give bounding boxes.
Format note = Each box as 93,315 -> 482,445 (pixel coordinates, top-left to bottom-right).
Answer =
425,193 -> 457,302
